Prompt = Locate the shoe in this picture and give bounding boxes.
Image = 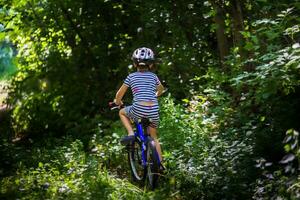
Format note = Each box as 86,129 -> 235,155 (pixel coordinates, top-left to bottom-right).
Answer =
120,135 -> 135,145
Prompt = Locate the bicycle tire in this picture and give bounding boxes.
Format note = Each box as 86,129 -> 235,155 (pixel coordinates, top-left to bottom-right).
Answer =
128,139 -> 147,182
146,137 -> 160,189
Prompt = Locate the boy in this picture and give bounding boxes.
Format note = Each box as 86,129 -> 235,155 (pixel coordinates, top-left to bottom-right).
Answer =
114,47 -> 164,163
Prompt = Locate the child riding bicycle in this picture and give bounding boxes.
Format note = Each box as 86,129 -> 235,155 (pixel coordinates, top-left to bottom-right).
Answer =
114,47 -> 164,165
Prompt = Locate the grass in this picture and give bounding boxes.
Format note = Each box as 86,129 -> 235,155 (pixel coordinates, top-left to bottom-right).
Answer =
0,117 -> 176,200
0,134 -> 144,199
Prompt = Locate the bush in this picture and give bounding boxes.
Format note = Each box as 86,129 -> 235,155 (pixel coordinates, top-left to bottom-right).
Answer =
159,94 -> 256,199
0,136 -> 150,200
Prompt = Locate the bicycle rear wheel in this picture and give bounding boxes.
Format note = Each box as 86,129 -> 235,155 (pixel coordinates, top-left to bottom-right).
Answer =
146,137 -> 160,189
128,139 -> 147,182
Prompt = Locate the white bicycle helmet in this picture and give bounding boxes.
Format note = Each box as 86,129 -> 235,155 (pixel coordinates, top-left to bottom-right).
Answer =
131,47 -> 155,65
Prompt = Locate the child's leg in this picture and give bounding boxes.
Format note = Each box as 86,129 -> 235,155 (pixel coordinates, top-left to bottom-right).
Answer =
119,108 -> 134,135
148,126 -> 163,162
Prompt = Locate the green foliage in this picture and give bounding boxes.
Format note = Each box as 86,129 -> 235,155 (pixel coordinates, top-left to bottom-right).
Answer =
0,40 -> 17,80
232,45 -> 300,102
2,0 -> 132,135
229,11 -> 300,163
158,95 -> 256,199
0,135 -> 153,200
1,0 -> 300,199
156,4 -> 300,199
253,129 -> 300,199
1,0 -> 216,137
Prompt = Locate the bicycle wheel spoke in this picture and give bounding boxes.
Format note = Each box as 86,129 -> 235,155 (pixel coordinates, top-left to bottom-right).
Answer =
128,140 -> 146,182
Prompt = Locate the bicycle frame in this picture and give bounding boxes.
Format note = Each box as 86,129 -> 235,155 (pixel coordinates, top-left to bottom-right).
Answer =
109,102 -> 162,188
134,122 -> 148,167
134,121 -> 161,168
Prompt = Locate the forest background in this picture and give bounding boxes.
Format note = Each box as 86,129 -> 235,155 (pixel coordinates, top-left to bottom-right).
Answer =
1,0 -> 300,199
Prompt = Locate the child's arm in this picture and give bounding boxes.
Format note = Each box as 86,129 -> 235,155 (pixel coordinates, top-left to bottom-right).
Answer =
156,83 -> 164,97
115,84 -> 128,105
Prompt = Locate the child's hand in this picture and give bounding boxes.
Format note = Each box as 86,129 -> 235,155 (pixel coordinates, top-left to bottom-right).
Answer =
114,99 -> 123,106
156,84 -> 165,97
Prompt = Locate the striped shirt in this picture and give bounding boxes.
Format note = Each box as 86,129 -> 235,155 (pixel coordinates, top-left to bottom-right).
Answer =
124,71 -> 161,103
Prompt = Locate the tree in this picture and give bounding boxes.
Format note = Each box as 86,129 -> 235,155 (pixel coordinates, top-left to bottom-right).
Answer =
210,0 -> 230,64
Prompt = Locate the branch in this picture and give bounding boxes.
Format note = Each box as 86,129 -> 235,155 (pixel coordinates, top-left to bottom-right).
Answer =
4,14 -> 17,26
59,3 -> 95,61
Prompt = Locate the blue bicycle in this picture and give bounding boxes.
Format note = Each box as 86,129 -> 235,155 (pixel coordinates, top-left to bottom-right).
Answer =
109,102 -> 161,189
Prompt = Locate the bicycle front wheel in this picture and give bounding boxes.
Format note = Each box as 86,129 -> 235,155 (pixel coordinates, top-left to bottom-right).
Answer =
128,139 -> 147,182
146,137 -> 160,189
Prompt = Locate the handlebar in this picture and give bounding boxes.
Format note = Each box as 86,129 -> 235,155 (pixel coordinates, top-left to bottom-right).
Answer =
109,102 -> 124,110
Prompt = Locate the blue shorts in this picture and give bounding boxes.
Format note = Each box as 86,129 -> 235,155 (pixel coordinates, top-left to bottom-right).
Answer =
125,103 -> 159,128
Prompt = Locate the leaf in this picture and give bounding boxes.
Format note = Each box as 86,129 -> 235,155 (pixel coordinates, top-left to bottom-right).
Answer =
291,141 -> 298,150
283,135 -> 292,144
251,35 -> 259,44
38,162 -> 43,168
244,41 -> 254,51
241,31 -> 251,38
293,130 -> 299,137
265,162 -> 273,167
182,99 -> 189,103
292,43 -> 300,49
284,144 -> 291,152
284,164 -> 293,173
264,173 -> 274,179
279,154 -> 295,164
0,24 -> 4,32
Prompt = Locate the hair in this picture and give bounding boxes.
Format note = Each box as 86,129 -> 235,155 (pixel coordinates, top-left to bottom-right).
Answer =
137,64 -> 150,71
135,62 -> 156,72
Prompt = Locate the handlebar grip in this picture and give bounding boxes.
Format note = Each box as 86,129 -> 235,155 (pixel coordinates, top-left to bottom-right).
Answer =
109,102 -> 124,110
109,102 -> 117,107
110,106 -> 119,111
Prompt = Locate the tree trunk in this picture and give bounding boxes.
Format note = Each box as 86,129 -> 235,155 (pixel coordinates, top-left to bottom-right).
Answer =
230,0 -> 244,51
211,1 -> 229,66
